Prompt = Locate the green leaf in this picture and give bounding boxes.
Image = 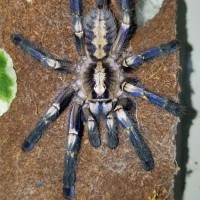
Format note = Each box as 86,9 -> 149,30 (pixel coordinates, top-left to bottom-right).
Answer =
0,49 -> 17,116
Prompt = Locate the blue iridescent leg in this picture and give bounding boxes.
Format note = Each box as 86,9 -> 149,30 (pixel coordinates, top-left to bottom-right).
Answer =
114,100 -> 154,171
112,0 -> 135,55
11,34 -> 75,73
106,97 -> 135,149
106,112 -> 118,149
121,80 -> 183,116
21,86 -> 75,152
63,103 -> 82,200
82,105 -> 100,147
122,40 -> 180,69
69,0 -> 85,56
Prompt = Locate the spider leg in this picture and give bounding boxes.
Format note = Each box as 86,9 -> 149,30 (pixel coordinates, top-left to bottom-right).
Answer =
21,86 -> 75,152
82,104 -> 100,147
121,79 -> 183,116
63,103 -> 82,200
69,0 -> 86,56
114,98 -> 154,171
112,0 -> 134,55
106,112 -> 118,149
122,40 -> 180,70
11,34 -> 76,73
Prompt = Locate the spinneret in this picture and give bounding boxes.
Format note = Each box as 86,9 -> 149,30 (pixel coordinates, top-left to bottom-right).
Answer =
11,1 -> 182,199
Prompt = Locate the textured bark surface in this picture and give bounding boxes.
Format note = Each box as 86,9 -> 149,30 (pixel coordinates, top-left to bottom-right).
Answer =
0,0 -> 180,199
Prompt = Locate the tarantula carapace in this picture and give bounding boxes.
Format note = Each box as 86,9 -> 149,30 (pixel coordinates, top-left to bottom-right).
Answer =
11,0 -> 182,199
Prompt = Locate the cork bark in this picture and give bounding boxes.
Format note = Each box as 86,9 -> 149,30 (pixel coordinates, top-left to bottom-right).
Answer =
0,0 -> 180,199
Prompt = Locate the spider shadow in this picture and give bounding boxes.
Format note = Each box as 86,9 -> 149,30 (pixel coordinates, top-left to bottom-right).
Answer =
174,0 -> 197,199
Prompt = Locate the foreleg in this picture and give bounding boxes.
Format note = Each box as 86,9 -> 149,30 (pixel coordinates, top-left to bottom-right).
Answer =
22,86 -> 75,152
11,34 -> 75,73
112,0 -> 135,55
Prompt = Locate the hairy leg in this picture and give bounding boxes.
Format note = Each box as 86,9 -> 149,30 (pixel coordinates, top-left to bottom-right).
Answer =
63,103 -> 82,200
69,0 -> 85,56
82,104 -> 100,147
122,40 -> 180,70
121,79 -> 183,116
114,98 -> 154,171
106,112 -> 118,149
22,86 -> 75,152
11,34 -> 75,73
112,0 -> 135,55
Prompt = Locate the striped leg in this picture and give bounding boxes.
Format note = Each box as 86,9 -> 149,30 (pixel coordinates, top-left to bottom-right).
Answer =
63,103 -> 82,200
82,105 -> 100,147
112,0 -> 134,54
122,40 -> 180,69
106,112 -> 118,149
114,100 -> 154,171
21,86 -> 75,152
11,34 -> 75,73
69,0 -> 85,56
121,80 -> 183,116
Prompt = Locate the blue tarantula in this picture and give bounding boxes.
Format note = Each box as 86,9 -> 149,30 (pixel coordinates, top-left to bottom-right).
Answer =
11,0 -> 182,199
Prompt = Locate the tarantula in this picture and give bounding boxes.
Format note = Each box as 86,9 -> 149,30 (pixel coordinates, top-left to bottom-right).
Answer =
11,0 -> 182,199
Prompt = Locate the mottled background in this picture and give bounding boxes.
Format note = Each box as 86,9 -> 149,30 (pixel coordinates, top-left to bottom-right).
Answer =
0,0 -> 180,199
